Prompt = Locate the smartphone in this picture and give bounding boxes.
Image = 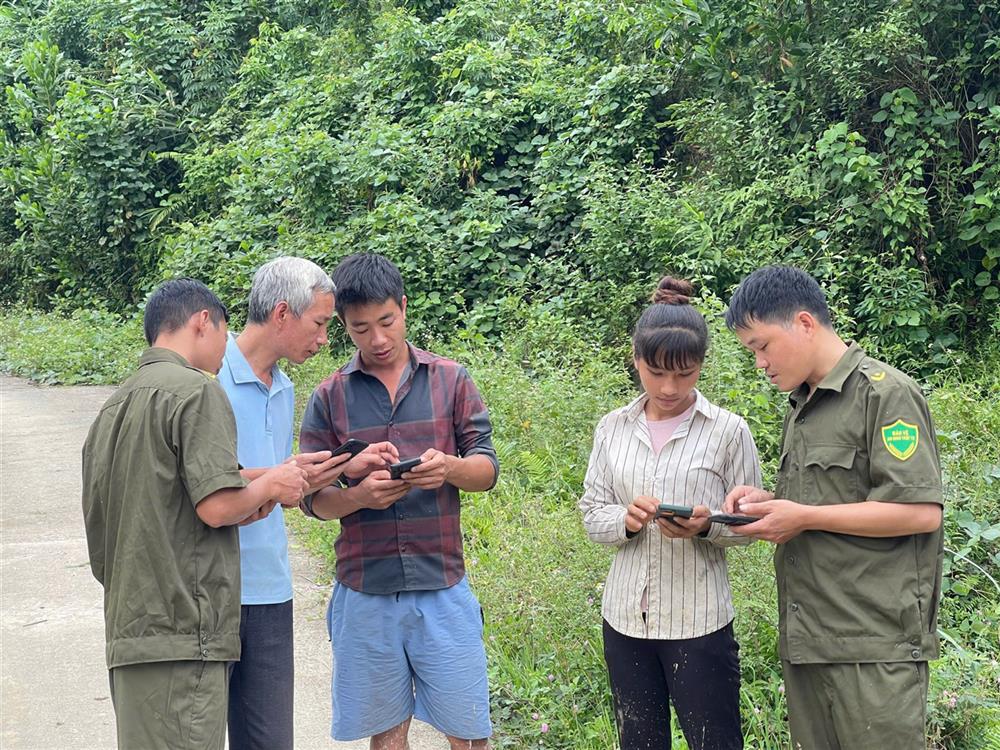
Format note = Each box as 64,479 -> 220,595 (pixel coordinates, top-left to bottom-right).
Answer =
389,457 -> 423,480
655,504 -> 694,519
709,513 -> 757,526
331,438 -> 369,458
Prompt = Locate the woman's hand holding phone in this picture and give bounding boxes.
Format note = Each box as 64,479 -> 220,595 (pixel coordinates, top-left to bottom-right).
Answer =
655,504 -> 711,538
625,496 -> 659,533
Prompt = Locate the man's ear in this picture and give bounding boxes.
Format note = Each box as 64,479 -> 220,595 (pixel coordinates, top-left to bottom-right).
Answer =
400,295 -> 407,317
795,310 -> 819,337
271,300 -> 291,325
191,308 -> 212,335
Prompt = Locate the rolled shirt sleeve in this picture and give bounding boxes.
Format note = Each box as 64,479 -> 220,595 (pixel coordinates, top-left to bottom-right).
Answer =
452,367 -> 499,489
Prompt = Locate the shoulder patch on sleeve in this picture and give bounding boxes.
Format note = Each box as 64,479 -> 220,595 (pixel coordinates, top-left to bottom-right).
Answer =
881,419 -> 919,460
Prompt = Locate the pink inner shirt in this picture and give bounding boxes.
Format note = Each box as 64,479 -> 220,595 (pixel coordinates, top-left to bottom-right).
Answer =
646,403 -> 695,454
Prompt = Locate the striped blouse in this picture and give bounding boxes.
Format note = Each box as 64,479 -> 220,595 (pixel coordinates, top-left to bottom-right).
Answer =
579,390 -> 762,640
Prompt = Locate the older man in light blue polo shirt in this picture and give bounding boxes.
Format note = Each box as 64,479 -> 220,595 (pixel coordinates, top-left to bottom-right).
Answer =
218,257 -> 385,750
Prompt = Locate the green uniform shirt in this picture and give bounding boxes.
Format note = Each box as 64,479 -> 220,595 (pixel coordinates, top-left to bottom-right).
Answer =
774,342 -> 943,664
82,348 -> 247,669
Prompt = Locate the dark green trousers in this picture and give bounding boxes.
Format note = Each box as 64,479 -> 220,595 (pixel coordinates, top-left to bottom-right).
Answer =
783,660 -> 928,749
109,660 -> 230,750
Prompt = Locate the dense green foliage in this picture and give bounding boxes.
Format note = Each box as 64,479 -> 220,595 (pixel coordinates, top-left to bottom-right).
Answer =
2,0 -> 999,368
3,0 -> 1000,746
2,307 -> 998,748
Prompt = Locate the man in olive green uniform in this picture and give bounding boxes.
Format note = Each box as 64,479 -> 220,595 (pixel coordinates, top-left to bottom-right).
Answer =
723,266 -> 943,749
82,279 -> 309,750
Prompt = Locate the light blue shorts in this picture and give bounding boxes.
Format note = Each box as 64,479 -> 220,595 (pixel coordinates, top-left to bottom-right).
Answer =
326,576 -> 492,741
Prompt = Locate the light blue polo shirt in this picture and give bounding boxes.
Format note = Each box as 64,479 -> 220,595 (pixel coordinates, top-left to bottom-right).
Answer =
217,334 -> 295,605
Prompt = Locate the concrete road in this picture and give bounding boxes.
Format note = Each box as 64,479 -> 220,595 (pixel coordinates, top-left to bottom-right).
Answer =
0,375 -> 446,750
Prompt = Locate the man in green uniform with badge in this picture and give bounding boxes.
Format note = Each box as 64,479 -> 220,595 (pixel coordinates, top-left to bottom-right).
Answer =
82,278 -> 310,750
722,266 -> 943,749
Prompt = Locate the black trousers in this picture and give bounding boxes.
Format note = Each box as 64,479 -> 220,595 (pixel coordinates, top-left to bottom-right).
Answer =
603,619 -> 743,750
228,601 -> 294,750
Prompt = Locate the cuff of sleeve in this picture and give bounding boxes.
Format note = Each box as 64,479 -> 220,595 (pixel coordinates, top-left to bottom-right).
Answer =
699,518 -> 723,541
300,492 -> 320,519
190,470 -> 248,506
463,449 -> 500,490
868,485 -> 944,505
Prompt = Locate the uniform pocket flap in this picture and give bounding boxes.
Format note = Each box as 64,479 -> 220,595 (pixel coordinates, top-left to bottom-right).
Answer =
804,444 -> 856,470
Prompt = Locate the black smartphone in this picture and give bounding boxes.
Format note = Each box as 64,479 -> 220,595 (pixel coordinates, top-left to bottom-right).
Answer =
389,457 -> 423,480
331,438 -> 369,458
655,504 -> 694,519
709,513 -> 757,526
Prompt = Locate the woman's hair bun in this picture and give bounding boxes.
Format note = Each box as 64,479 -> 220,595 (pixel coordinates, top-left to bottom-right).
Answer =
652,276 -> 695,305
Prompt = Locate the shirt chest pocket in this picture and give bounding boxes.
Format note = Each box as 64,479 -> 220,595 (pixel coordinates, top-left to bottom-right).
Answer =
804,444 -> 860,505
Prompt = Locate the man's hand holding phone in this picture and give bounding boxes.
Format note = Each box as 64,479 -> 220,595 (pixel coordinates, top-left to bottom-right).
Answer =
343,441 -> 400,480
398,449 -> 450,489
289,450 -> 351,494
723,485 -> 807,543
351,469 -> 410,510
263,461 -> 310,507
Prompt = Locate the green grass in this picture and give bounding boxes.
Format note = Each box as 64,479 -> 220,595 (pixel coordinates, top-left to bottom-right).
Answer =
0,306 -> 144,384
3,306 -> 997,749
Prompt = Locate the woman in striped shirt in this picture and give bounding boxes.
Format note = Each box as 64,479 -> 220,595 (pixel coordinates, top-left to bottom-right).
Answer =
579,276 -> 762,750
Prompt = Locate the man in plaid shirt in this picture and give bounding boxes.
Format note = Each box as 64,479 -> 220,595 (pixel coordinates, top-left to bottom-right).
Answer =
299,253 -> 499,750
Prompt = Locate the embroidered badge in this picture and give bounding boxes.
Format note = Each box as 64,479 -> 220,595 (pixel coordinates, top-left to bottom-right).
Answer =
870,371 -> 887,382
881,419 -> 919,460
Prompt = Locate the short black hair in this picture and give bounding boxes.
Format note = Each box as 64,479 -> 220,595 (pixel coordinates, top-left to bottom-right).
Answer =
724,265 -> 831,330
633,276 -> 709,370
143,278 -> 229,345
331,253 -> 404,317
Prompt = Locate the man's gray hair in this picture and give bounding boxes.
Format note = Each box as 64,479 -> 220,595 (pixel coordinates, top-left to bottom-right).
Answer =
247,257 -> 336,324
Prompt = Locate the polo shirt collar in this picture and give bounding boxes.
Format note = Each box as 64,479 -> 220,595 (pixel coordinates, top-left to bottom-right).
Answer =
789,341 -> 866,407
624,389 -> 716,422
342,342 -> 431,376
224,334 -> 292,392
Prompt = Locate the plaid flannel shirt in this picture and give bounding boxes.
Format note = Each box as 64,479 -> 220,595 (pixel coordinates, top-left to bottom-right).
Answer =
299,344 -> 499,594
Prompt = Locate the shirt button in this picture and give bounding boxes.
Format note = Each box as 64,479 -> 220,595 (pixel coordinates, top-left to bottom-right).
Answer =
796,417 -> 805,424
790,602 -> 800,612
911,649 -> 921,659
787,555 -> 796,565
